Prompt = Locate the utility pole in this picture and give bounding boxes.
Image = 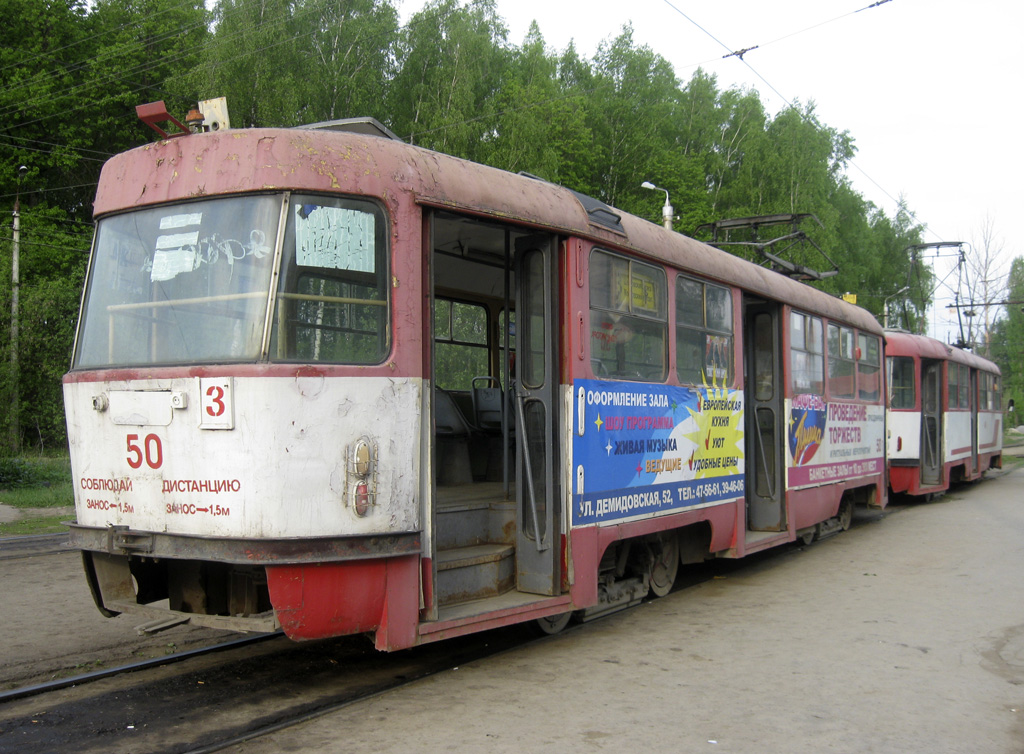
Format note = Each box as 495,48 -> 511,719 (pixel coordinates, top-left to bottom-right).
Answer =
10,165 -> 26,452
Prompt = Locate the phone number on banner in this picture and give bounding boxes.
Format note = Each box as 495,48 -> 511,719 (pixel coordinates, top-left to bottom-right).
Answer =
575,475 -> 743,525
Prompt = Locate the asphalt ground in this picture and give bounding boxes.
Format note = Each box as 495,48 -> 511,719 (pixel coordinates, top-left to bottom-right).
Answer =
229,461 -> 1024,754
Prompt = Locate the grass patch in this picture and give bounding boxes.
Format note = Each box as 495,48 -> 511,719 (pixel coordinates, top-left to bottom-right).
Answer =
0,454 -> 73,509
0,482 -> 74,509
1002,453 -> 1024,471
0,515 -> 70,536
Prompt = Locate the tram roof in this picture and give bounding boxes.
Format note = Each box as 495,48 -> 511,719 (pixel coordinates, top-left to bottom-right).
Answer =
883,329 -> 1000,373
95,127 -> 881,335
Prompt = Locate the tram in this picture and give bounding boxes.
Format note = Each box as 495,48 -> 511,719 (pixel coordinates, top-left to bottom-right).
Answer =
65,108 -> 886,649
885,329 -> 1003,498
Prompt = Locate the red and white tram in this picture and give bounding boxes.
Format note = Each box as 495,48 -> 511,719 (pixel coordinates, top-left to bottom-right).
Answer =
65,112 -> 887,649
885,329 -> 1003,498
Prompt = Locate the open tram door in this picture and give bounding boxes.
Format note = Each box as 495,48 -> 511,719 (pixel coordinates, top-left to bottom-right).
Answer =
513,237 -> 561,596
743,298 -> 786,532
920,359 -> 942,486
425,211 -> 562,626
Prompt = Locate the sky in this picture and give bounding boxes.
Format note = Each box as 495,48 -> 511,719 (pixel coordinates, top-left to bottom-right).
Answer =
398,0 -> 1023,346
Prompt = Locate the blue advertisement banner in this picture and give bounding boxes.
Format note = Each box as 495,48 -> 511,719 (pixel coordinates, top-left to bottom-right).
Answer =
572,379 -> 745,526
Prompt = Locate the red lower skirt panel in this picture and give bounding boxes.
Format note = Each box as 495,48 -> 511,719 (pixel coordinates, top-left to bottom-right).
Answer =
889,465 -> 916,494
266,555 -> 421,649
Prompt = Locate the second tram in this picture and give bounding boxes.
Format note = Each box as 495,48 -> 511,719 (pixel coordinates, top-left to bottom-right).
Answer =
885,329 -> 1003,498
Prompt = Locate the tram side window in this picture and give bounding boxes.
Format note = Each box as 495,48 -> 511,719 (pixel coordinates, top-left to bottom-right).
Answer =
827,324 -> 855,399
675,276 -> 733,385
948,364 -> 971,409
589,250 -> 667,381
271,195 -> 389,364
980,372 -> 989,410
790,311 -> 823,395
434,299 -> 489,390
857,333 -> 881,401
991,374 -> 1002,410
887,356 -> 915,409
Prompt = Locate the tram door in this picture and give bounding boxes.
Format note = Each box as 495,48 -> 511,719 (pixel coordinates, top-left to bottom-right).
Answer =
969,368 -> 979,474
514,238 -> 560,595
744,300 -> 786,531
920,360 -> 942,485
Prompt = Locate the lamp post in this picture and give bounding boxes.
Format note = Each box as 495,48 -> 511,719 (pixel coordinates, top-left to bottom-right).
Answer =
883,286 -> 909,329
10,165 -> 26,452
641,181 -> 673,231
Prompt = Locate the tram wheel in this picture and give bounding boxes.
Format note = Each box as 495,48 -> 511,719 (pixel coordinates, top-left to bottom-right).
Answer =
534,611 -> 572,635
648,531 -> 680,598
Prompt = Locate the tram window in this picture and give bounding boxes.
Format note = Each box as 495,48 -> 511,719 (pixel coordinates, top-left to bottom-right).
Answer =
857,334 -> 881,401
827,324 -> 855,399
271,195 -> 389,364
790,312 -> 823,395
675,276 -> 733,385
434,299 -> 490,390
589,250 -> 667,381
948,364 -> 971,409
887,356 -> 915,409
991,375 -> 1002,410
980,373 -> 989,410
74,195 -> 280,368
753,313 -> 774,401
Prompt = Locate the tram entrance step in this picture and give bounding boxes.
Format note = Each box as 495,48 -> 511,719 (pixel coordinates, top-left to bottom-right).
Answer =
436,543 -> 515,606
435,486 -> 515,551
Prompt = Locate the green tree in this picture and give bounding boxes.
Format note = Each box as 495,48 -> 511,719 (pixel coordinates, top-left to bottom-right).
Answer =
290,0 -> 399,124
389,0 -> 509,157
475,22 -> 559,175
676,72 -> 766,223
582,26 -> 679,210
87,0 -> 210,144
990,257 -> 1024,426
201,0 -> 301,127
0,0 -> 97,221
0,204 -> 88,453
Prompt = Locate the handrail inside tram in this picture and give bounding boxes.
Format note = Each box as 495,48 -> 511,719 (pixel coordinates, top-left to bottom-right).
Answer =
753,409 -> 777,501
514,386 -> 546,552
277,292 -> 387,307
107,291 -> 268,311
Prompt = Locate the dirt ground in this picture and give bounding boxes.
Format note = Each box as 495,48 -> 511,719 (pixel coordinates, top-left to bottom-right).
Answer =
0,551 -> 230,688
3,461 -> 1022,753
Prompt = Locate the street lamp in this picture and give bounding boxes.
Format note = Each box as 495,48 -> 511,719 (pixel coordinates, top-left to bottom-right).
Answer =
641,181 -> 673,231
883,286 -> 909,329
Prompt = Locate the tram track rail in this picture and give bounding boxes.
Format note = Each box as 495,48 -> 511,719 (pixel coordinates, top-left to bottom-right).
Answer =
0,618 -> 535,754
0,533 -> 73,560
0,633 -> 281,704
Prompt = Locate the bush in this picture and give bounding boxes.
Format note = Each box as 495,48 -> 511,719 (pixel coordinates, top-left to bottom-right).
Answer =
0,455 -> 71,490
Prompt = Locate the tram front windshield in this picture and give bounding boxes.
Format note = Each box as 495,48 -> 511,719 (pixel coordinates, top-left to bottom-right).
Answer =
73,193 -> 390,368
